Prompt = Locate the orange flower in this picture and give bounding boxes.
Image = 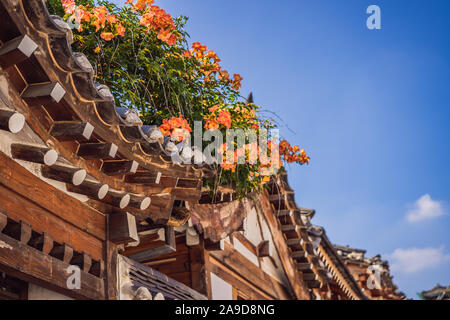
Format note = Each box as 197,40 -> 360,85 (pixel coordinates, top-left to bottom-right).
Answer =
217,110 -> 231,129
77,6 -> 91,23
139,5 -> 177,45
106,14 -> 118,24
204,118 -> 219,131
159,115 -> 191,141
192,42 -> 207,53
116,24 -> 125,37
91,6 -> 109,31
221,163 -> 236,172
208,105 -> 219,113
132,0 -> 154,11
206,50 -> 220,62
278,139 -> 310,165
94,46 -> 101,53
100,32 -> 114,41
232,74 -> 243,90
218,70 -> 230,81
62,0 -> 76,14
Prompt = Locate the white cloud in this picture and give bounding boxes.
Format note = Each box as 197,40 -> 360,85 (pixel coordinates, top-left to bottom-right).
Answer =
388,247 -> 450,274
406,194 -> 445,223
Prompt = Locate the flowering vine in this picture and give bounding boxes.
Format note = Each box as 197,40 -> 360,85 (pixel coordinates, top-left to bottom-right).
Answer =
48,0 -> 310,199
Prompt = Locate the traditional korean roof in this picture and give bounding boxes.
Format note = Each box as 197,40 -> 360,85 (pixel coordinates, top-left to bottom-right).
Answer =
420,284 -> 450,300
118,255 -> 207,300
334,244 -> 389,268
334,244 -> 406,299
334,245 -> 368,262
315,230 -> 368,300
0,0 -> 209,230
265,169 -> 331,293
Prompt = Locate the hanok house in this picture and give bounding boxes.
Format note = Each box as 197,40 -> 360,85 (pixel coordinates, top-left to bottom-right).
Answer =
420,284 -> 450,300
0,0 -> 405,301
333,245 -> 406,300
0,0 -> 207,300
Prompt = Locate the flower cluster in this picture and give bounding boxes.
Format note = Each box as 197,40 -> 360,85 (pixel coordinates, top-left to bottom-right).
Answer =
204,105 -> 232,131
128,0 -> 179,45
279,140 -> 310,164
62,1 -> 125,40
159,115 -> 192,142
232,103 -> 259,130
52,0 -> 310,200
184,42 -> 242,89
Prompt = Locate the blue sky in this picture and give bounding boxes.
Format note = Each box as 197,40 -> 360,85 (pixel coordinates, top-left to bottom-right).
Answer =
114,0 -> 450,298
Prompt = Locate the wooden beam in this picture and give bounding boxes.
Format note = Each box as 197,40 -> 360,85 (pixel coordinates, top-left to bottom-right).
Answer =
275,209 -> 294,217
149,192 -> 172,209
128,227 -> 176,262
287,238 -> 304,246
317,269 -> 330,283
41,165 -> 87,186
292,250 -> 308,259
101,190 -> 130,209
0,232 -> 104,300
49,121 -> 94,141
66,180 -> 109,200
71,252 -> 92,273
4,220 -> 31,244
233,232 -> 257,256
109,212 -> 138,245
171,188 -> 202,202
0,151 -> 106,242
305,243 -> 315,255
0,110 -> 25,134
90,260 -> 105,278
306,280 -> 321,289
50,243 -> 73,264
106,241 -> 119,300
207,255 -> 270,300
176,179 -> 200,189
297,263 -> 314,272
281,225 -> 299,233
0,35 -> 38,68
0,184 -> 104,261
77,142 -> 118,159
0,211 -> 7,233
209,241 -> 291,300
256,191 -> 310,299
21,82 -> 66,104
11,143 -> 58,166
101,160 -> 138,175
303,273 -> 319,281
30,232 -> 54,255
256,240 -> 270,258
125,171 -> 161,184
204,239 -> 224,252
129,195 -> 151,211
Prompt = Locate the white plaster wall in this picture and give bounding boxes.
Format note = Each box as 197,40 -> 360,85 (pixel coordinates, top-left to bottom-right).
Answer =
233,236 -> 259,267
243,207 -> 263,246
28,283 -> 73,300
258,210 -> 290,287
210,273 -> 233,300
233,203 -> 291,289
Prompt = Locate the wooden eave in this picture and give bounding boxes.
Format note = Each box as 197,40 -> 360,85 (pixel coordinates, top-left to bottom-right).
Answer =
264,171 -> 330,293
317,231 -> 368,300
0,0 -> 209,228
